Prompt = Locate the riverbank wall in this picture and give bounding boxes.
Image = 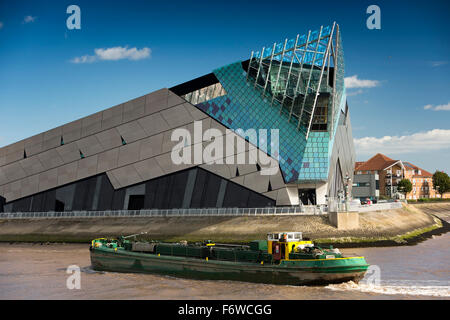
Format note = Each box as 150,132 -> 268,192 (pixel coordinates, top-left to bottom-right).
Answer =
0,203 -> 448,247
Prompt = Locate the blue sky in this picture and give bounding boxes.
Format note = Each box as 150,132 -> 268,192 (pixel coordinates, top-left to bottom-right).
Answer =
0,0 -> 449,173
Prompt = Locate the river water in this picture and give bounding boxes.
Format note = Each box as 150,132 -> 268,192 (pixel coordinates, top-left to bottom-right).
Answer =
0,233 -> 449,300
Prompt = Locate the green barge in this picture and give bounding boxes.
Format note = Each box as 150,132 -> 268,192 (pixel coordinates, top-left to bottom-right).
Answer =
90,232 -> 369,286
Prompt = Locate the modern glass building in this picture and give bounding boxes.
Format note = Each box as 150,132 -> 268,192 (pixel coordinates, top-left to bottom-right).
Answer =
0,22 -> 355,213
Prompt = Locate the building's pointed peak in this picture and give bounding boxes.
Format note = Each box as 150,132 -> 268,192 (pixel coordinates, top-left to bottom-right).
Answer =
371,153 -> 394,162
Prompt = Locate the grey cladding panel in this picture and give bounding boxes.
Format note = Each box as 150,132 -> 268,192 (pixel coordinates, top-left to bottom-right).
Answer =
76,135 -> 104,157
62,119 -> 82,144
57,162 -> 79,186
109,164 -> 143,189
137,113 -> 170,137
123,96 -> 146,123
5,150 -> 24,165
56,142 -> 81,164
42,127 -> 63,151
97,148 -> 119,173
160,104 -> 194,129
3,162 -> 27,182
23,133 -> 44,157
117,141 -> 142,167
95,128 -> 122,150
38,149 -> 64,171
101,103 -> 123,130
19,155 -> 45,176
139,133 -> 164,160
38,168 -> 58,192
167,90 -> 185,107
21,174 -> 40,198
77,155 -> 99,180
116,120 -> 147,144
81,112 -> 103,137
145,89 -> 169,115
133,158 -> 165,182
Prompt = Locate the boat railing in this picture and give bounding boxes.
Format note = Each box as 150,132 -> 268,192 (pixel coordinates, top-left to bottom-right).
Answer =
0,204 -> 328,219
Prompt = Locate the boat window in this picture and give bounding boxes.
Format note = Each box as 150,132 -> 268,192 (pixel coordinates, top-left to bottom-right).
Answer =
268,234 -> 273,240
274,233 -> 279,240
295,233 -> 302,240
288,234 -> 293,239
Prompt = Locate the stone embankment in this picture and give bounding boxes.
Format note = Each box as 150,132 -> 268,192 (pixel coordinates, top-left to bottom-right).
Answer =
0,203 -> 448,247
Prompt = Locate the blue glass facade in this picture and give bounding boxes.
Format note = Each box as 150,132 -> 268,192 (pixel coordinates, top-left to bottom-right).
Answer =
194,23 -> 347,185
197,62 -> 307,183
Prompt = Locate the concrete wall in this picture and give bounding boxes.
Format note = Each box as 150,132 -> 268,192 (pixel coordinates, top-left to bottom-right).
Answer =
0,204 -> 439,243
329,211 -> 359,230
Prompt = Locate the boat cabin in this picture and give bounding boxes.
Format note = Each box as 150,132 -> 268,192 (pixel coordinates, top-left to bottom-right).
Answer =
267,232 -> 313,261
268,232 -> 303,242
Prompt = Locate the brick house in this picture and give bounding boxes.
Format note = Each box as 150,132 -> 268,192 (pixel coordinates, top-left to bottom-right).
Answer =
354,153 -> 405,198
403,163 -> 450,199
354,153 -> 449,200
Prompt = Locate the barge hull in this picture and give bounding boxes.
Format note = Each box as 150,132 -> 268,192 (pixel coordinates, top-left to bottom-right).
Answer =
90,248 -> 368,286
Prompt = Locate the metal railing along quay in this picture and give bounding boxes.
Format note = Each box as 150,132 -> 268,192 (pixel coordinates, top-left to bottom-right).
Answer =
0,205 -> 328,220
349,201 -> 403,212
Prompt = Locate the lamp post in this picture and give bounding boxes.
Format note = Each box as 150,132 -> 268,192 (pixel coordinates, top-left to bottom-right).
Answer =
344,172 -> 351,212
391,168 -> 394,199
337,190 -> 344,212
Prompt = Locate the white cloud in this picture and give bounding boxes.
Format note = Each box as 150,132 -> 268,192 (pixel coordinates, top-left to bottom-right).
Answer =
95,47 -> 151,61
346,89 -> 364,96
70,55 -> 96,64
71,46 -> 151,63
23,16 -> 37,24
423,102 -> 450,111
70,55 -> 97,64
344,75 -> 380,89
430,61 -> 448,67
354,129 -> 450,155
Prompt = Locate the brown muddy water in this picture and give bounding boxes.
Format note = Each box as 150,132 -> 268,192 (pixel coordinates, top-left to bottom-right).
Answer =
0,233 -> 449,300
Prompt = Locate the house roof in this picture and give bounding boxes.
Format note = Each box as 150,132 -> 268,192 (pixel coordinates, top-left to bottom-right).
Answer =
403,161 -> 433,177
355,153 -> 434,177
355,153 -> 401,171
355,161 -> 365,169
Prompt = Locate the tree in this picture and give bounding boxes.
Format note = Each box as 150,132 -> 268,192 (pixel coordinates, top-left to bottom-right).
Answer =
433,171 -> 450,198
397,179 -> 412,198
